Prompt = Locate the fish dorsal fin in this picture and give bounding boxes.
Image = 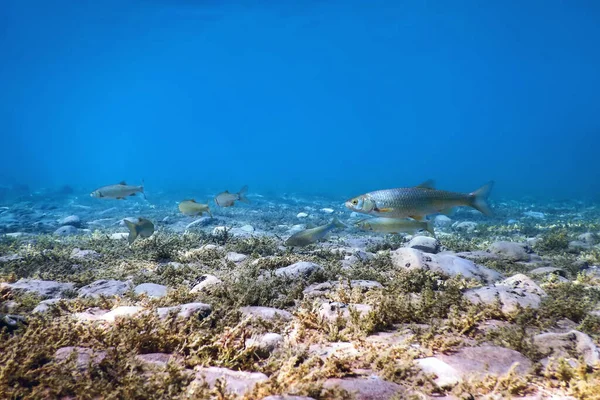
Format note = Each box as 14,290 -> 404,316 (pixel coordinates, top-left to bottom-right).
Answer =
224,190 -> 230,193
190,199 -> 197,203
119,181 -> 127,185
415,179 -> 435,189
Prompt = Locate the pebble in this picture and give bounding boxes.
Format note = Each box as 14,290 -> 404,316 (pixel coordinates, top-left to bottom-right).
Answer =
296,212 -> 308,218
78,280 -> 131,298
274,261 -> 322,279
54,347 -> 106,371
239,306 -> 293,322
534,330 -> 600,368
226,252 -> 248,263
464,274 -> 545,314
190,275 -> 223,293
32,298 -> 61,313
5,279 -> 75,299
189,367 -> 268,396
320,208 -> 334,214
71,248 -> 101,259
488,241 -> 531,262
156,303 -> 212,320
134,283 -> 168,298
303,280 -> 383,299
245,332 -> 284,358
318,302 -> 373,322
406,236 -> 440,254
58,215 -> 81,227
109,232 -> 129,240
523,211 -> 546,219
239,224 -> 255,232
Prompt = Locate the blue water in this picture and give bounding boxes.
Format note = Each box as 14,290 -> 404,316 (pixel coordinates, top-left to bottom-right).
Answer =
2,1 -> 599,201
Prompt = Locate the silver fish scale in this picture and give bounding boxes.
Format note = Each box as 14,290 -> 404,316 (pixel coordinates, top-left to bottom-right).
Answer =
368,188 -> 470,217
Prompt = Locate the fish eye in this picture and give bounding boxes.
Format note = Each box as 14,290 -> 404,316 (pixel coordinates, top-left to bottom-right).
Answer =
351,199 -> 358,205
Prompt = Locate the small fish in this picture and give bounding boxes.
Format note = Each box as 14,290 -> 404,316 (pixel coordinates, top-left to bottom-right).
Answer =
215,185 -> 249,207
91,181 -> 145,200
345,180 -> 494,220
355,217 -> 435,236
284,217 -> 346,247
124,217 -> 154,244
179,199 -> 212,217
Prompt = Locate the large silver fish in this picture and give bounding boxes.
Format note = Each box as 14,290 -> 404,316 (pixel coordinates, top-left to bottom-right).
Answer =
215,185 -> 249,207
91,181 -> 145,200
284,218 -> 346,247
124,217 -> 154,244
345,180 -> 493,220
355,217 -> 435,236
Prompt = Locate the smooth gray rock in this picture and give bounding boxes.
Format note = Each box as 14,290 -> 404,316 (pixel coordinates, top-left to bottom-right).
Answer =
534,330 -> 600,368
58,215 -> 81,227
32,298 -> 61,313
488,241 -> 531,262
434,215 -> 452,228
391,248 -> 502,283
464,274 -> 546,314
274,261 -> 322,279
318,302 -> 373,322
54,225 -> 78,236
577,232 -> 597,245
190,274 -> 223,293
54,346 -> 106,371
226,252 -> 248,263
134,283 -> 168,298
78,280 -> 131,298
322,376 -> 404,399
239,306 -> 293,322
529,267 -> 566,278
568,240 -> 590,251
7,279 -> 75,299
71,248 -> 101,259
157,303 -> 212,320
245,332 -> 284,358
190,367 -> 268,396
303,280 -> 383,299
453,221 -> 478,232
406,236 -> 440,254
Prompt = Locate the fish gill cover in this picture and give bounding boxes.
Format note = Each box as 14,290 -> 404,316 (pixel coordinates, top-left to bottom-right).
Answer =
1,1 -> 600,399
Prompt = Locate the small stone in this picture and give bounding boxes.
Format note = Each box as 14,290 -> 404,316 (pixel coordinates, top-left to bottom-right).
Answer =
239,306 -> 293,322
434,215 -> 452,228
465,274 -> 545,314
0,254 -> 23,262
1,300 -> 20,313
54,347 -> 106,371
568,240 -> 590,251
135,353 -> 177,368
406,236 -> 440,254
32,298 -> 61,313
303,280 -> 383,299
54,225 -> 78,236
189,367 -> 268,396
7,279 -> 75,299
296,212 -> 309,218
321,208 -> 334,214
109,232 -> 129,240
275,261 -> 322,279
245,332 -> 284,357
453,221 -> 478,233
323,376 -> 404,399
78,280 -> 131,298
529,267 -> 566,278
239,224 -> 255,232
534,330 -> 600,368
100,306 -> 144,322
226,252 -> 248,263
262,396 -> 316,400
58,215 -> 81,227
488,241 -> 531,262
134,283 -> 168,298
190,275 -> 223,293
157,302 -> 212,320
212,226 -> 228,235
523,211 -> 545,219
577,232 -> 597,245
71,248 -> 101,259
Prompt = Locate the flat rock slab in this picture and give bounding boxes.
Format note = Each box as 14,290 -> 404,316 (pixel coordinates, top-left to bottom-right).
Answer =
226,252 -> 248,263
488,241 -> 532,262
6,279 -> 75,299
534,330 -> 600,367
135,353 -> 180,369
417,346 -> 532,387
275,261 -> 322,279
391,248 -> 502,283
239,306 -> 293,322
78,279 -> 131,298
322,376 -> 404,400
464,274 -> 546,314
71,248 -> 100,259
303,280 -> 383,299
190,367 -> 268,396
134,283 -> 168,298
406,236 -> 441,254
156,303 -> 212,320
32,298 -> 61,313
190,274 -> 223,293
54,346 -> 106,371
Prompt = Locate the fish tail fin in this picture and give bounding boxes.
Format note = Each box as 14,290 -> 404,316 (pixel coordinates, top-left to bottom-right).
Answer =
207,204 -> 213,218
470,181 -> 494,216
238,185 -> 250,203
332,217 -> 346,229
124,220 -> 138,245
140,180 -> 147,200
425,219 -> 436,237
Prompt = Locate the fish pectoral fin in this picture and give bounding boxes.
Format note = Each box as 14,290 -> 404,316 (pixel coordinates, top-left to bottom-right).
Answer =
415,179 -> 435,189
119,181 -> 127,185
409,215 -> 424,221
375,207 -> 394,213
440,207 -> 454,216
